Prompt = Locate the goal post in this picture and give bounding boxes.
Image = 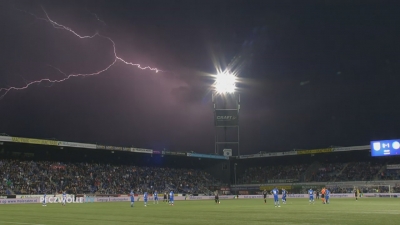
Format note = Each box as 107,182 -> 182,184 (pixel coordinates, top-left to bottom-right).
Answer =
354,184 -> 393,198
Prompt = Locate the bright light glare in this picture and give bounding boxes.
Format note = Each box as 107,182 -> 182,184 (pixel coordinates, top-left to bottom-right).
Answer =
215,72 -> 236,93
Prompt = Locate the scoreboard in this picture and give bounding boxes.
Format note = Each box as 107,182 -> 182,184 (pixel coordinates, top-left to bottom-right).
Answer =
371,139 -> 400,157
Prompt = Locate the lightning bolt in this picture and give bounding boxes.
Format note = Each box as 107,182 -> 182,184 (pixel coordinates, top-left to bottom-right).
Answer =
0,6 -> 162,99
87,10 -> 107,26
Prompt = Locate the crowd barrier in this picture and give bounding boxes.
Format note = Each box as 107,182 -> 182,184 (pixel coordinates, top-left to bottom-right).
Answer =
1,193 -> 398,204
1,198 -> 40,204
239,194 -> 355,199
363,193 -> 399,198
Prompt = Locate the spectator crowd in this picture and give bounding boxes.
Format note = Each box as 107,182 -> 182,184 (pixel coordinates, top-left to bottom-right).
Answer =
2,158 -> 400,196
335,162 -> 382,181
238,161 -> 400,184
310,162 -> 347,182
239,164 -> 307,184
0,159 -> 222,195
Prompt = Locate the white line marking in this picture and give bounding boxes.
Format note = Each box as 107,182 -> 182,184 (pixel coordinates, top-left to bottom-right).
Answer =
0,221 -> 47,225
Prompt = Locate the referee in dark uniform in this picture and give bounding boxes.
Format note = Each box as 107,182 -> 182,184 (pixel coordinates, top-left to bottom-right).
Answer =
263,189 -> 268,203
163,192 -> 168,203
215,191 -> 220,204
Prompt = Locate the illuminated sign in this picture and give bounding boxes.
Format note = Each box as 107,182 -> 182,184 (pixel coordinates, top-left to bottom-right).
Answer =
371,139 -> 400,157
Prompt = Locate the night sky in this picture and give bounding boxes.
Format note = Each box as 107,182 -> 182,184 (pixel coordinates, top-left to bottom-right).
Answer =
0,0 -> 399,154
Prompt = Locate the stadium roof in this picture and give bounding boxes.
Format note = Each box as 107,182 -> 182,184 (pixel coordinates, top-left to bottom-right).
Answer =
0,135 -> 369,160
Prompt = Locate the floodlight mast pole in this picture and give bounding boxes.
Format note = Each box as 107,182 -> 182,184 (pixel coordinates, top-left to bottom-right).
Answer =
213,92 -> 216,154
237,94 -> 240,156
234,163 -> 237,185
213,92 -> 240,156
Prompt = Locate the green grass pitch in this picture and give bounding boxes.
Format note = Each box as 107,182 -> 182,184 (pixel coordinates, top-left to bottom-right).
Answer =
0,198 -> 399,225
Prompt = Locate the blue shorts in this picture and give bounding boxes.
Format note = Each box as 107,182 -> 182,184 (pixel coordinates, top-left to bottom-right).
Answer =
144,199 -> 148,202
131,198 -> 134,203
273,196 -> 278,202
282,196 -> 286,200
325,196 -> 330,200
309,196 -> 314,201
154,197 -> 158,200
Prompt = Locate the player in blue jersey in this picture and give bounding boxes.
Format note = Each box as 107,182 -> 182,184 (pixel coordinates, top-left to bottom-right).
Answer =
62,191 -> 67,206
169,190 -> 174,206
281,188 -> 287,204
308,189 -> 314,204
153,191 -> 159,204
325,188 -> 330,204
271,187 -> 280,207
144,192 -> 148,207
130,190 -> 135,207
42,193 -> 47,206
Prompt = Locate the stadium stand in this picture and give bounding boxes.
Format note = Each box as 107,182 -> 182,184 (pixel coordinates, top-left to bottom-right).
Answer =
238,161 -> 394,184
309,162 -> 347,182
237,151 -> 400,187
380,169 -> 400,180
334,162 -> 382,181
239,164 -> 307,184
0,159 -> 223,195
2,140 -> 400,196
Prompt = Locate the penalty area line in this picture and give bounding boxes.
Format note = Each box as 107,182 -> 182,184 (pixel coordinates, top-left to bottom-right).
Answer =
0,221 -> 47,225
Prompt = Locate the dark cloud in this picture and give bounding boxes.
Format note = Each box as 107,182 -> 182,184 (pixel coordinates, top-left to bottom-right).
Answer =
0,0 -> 400,154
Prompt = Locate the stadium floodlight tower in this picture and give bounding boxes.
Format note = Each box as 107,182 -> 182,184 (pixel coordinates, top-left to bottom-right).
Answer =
212,71 -> 240,156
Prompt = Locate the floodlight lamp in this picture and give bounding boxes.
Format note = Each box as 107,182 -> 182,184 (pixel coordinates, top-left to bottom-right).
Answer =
215,72 -> 236,94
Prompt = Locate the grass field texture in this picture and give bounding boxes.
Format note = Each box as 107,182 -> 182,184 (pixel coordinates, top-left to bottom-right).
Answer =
0,198 -> 399,225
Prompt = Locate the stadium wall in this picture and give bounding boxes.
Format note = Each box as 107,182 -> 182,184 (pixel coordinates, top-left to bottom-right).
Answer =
3,193 -> 400,204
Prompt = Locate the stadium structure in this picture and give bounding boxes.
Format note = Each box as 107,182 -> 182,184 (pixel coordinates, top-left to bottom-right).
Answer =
1,134 -> 399,198
1,72 -> 400,225
1,71 -> 399,199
